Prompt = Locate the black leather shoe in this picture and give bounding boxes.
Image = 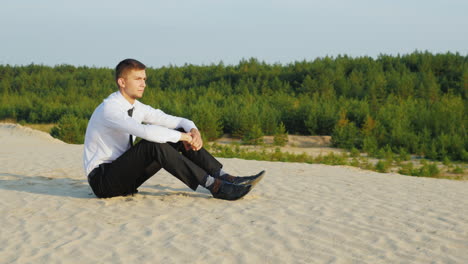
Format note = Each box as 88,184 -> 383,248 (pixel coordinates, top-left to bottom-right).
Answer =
209,179 -> 252,201
220,170 -> 266,187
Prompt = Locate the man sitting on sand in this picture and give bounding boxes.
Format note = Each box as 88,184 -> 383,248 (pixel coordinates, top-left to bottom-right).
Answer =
83,58 -> 264,200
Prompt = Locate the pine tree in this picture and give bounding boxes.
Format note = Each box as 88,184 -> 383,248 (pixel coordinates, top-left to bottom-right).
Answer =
273,122 -> 288,146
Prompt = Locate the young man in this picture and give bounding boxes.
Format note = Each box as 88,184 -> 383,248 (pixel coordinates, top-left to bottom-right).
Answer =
83,59 -> 264,200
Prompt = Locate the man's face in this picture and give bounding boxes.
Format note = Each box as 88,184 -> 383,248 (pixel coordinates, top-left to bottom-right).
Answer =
118,69 -> 146,102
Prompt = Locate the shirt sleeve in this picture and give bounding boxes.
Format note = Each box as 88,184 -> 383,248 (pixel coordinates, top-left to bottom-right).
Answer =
140,104 -> 198,132
102,103 -> 183,143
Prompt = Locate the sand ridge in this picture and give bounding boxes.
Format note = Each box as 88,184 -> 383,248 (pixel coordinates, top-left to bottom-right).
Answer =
1,123 -> 467,263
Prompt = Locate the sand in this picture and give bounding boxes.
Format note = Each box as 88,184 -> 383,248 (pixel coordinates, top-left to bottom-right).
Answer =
1,123 -> 467,264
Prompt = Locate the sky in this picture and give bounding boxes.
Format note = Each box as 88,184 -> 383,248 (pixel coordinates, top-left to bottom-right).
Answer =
1,0 -> 467,68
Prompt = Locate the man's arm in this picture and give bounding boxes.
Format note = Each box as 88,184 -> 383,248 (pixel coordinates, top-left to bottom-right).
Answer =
141,103 -> 204,149
141,104 -> 197,132
102,104 -> 184,143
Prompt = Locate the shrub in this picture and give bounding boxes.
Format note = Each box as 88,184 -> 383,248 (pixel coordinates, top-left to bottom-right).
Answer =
363,136 -> 379,156
417,162 -> 440,177
273,122 -> 288,146
442,156 -> 451,166
331,119 -> 361,149
350,147 -> 360,158
375,160 -> 390,173
451,166 -> 464,174
242,124 -> 264,145
50,114 -> 88,144
398,162 -> 415,175
190,102 -> 223,140
314,152 -> 347,165
397,147 -> 411,161
350,158 -> 360,167
374,145 -> 395,161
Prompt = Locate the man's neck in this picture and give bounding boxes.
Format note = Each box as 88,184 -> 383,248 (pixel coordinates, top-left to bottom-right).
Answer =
118,90 -> 135,105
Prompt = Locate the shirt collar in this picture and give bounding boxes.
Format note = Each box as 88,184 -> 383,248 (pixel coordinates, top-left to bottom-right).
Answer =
113,91 -> 137,110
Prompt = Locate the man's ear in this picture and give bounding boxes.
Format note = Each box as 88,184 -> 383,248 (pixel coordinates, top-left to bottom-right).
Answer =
117,77 -> 125,88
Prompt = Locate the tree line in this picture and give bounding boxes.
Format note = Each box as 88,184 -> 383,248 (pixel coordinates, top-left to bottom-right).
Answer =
0,51 -> 467,161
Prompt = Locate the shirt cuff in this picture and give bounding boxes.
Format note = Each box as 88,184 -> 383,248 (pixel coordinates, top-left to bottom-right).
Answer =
179,119 -> 197,132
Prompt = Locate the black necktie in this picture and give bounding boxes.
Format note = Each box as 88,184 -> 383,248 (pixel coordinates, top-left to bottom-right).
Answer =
127,107 -> 134,147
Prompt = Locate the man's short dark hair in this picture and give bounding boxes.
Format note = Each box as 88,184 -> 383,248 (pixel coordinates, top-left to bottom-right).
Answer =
115,59 -> 146,82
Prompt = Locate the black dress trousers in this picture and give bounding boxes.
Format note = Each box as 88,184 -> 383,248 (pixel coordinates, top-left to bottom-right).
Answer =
88,140 -> 222,198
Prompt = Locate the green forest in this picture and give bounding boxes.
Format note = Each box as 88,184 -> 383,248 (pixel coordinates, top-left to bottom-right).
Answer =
1,51 -> 467,162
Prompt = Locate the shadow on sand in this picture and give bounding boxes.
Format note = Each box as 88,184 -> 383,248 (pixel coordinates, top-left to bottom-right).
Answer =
0,173 -> 210,200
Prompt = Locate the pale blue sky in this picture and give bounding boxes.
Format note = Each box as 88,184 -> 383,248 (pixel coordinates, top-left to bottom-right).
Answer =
1,0 -> 467,68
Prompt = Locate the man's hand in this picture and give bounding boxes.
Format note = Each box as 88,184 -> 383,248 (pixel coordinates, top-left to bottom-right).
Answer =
180,133 -> 193,145
189,128 -> 203,151
182,141 -> 193,151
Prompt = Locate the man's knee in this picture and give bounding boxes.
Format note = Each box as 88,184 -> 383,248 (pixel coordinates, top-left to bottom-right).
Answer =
138,139 -> 168,149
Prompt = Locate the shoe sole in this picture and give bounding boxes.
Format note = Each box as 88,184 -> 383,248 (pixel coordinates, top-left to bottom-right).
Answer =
213,184 -> 252,201
233,184 -> 253,201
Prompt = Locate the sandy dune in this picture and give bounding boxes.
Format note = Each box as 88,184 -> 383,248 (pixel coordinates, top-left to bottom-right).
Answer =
1,123 -> 467,264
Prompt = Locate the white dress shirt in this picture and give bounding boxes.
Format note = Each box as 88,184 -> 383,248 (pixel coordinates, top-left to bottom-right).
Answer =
83,91 -> 197,176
